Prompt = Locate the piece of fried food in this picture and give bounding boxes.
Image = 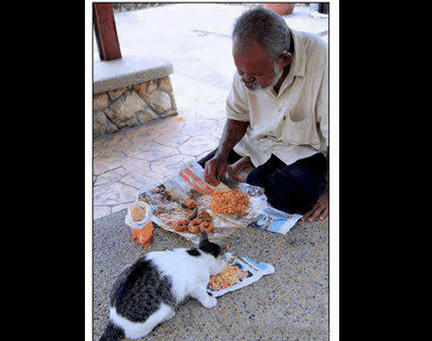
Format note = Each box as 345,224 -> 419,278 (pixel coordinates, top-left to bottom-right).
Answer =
173,219 -> 189,232
199,221 -> 214,234
188,223 -> 200,234
181,198 -> 198,210
187,218 -> 213,234
190,218 -> 203,226
198,210 -> 213,222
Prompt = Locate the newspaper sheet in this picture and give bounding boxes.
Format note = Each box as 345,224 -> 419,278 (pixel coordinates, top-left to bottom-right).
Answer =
207,255 -> 275,297
137,159 -> 302,244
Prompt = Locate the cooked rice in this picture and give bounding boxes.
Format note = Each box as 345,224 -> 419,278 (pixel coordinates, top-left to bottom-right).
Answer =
210,189 -> 249,214
208,261 -> 247,288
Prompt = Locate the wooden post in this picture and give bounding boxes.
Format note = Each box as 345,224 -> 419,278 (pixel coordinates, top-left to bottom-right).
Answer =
93,3 -> 122,61
318,3 -> 329,14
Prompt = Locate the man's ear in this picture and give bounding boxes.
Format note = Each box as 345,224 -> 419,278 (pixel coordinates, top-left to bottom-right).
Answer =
280,52 -> 293,68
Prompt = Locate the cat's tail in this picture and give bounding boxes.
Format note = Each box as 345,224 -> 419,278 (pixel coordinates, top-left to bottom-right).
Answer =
98,320 -> 125,341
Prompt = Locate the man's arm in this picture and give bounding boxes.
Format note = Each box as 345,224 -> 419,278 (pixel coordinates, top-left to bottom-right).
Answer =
301,147 -> 329,222
204,118 -> 249,184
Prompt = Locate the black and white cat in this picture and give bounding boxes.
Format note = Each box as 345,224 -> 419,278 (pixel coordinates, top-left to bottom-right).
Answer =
99,231 -> 230,341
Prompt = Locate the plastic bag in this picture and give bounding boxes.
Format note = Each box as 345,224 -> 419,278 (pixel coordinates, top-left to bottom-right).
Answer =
125,201 -> 154,248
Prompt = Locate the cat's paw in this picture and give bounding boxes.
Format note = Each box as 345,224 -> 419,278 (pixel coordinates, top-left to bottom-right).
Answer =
202,295 -> 217,308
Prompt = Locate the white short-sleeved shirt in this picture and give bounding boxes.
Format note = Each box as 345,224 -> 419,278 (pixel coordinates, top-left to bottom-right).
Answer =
226,29 -> 328,168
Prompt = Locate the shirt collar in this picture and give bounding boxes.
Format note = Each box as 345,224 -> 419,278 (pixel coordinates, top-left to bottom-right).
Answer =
289,29 -> 306,78
272,29 -> 306,97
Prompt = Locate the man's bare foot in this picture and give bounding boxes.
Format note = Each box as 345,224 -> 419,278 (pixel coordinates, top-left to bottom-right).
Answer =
300,190 -> 329,222
227,157 -> 255,183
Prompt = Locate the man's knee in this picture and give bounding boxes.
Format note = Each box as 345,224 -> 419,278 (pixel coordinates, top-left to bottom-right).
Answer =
266,184 -> 322,214
263,164 -> 324,214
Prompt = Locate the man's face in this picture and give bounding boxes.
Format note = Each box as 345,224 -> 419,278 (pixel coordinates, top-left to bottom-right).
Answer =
233,41 -> 283,93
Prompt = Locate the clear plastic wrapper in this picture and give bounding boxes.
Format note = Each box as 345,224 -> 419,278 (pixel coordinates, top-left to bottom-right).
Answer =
137,159 -> 302,244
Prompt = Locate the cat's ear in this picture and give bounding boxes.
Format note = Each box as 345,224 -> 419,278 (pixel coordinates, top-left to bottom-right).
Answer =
222,242 -> 231,254
199,231 -> 208,246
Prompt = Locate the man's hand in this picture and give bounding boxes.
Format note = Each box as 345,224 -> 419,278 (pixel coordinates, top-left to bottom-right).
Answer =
204,153 -> 228,186
204,119 -> 249,186
301,190 -> 328,222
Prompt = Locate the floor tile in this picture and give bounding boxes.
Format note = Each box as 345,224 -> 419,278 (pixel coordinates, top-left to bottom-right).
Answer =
150,154 -> 193,178
93,151 -> 128,176
178,134 -> 219,157
181,118 -> 218,136
153,131 -> 190,148
93,181 -> 137,206
93,166 -> 128,187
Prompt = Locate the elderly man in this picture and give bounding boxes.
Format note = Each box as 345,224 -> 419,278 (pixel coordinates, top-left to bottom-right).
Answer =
199,7 -> 328,221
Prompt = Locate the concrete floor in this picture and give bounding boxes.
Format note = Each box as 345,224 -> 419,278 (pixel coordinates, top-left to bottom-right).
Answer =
93,209 -> 329,341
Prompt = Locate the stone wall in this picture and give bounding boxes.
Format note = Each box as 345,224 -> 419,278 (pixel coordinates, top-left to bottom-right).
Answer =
111,3 -> 163,12
93,76 -> 177,135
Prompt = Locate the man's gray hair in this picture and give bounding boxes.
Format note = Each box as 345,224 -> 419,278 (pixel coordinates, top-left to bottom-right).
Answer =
232,6 -> 292,61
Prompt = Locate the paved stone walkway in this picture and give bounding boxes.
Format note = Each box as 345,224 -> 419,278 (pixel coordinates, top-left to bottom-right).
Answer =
93,74 -> 228,219
92,3 -> 328,220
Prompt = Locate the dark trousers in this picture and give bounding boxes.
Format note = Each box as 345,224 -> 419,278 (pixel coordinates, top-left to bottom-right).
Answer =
198,150 -> 327,214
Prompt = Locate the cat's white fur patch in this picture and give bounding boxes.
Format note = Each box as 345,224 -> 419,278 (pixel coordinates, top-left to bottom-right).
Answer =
146,248 -> 226,303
